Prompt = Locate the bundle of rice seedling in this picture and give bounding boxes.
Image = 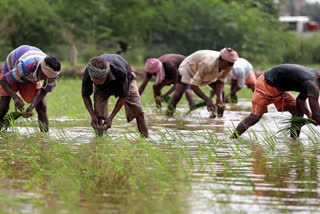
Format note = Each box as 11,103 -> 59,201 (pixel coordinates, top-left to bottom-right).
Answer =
162,96 -> 171,103
186,101 -> 226,116
155,96 -> 172,108
0,111 -> 23,131
278,116 -> 315,136
185,101 -> 207,115
94,128 -> 105,137
225,93 -> 237,104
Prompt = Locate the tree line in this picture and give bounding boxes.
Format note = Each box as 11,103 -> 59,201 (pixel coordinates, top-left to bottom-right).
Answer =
0,0 -> 319,66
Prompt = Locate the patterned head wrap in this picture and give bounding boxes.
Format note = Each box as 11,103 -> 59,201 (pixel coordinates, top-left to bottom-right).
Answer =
87,57 -> 110,79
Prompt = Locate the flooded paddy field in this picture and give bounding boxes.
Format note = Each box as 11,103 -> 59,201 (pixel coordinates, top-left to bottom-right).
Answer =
0,79 -> 320,214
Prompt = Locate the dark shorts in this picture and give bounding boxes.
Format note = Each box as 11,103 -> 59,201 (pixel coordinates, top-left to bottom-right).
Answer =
94,79 -> 144,122
176,73 -> 191,89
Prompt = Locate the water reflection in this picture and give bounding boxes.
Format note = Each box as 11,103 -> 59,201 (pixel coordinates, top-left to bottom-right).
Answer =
1,101 -> 320,213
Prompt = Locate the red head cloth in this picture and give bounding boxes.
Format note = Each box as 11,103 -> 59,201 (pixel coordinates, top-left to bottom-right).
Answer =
145,58 -> 165,85
220,48 -> 239,63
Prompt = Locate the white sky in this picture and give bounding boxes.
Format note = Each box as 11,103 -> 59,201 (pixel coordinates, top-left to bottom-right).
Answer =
306,0 -> 320,3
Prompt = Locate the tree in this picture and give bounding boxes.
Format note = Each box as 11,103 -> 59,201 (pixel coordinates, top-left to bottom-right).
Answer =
0,0 -> 59,50
301,3 -> 320,23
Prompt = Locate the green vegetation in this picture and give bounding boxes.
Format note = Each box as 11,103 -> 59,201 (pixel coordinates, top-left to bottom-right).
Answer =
0,133 -> 190,213
0,78 -> 319,213
278,116 -> 316,136
1,0 -> 320,212
1,0 -> 320,65
0,111 -> 23,131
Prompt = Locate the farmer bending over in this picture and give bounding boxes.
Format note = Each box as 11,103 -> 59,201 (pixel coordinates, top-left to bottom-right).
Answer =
232,64 -> 320,138
211,58 -> 256,103
82,54 -> 148,137
0,45 -> 61,132
166,48 -> 238,117
139,54 -> 195,108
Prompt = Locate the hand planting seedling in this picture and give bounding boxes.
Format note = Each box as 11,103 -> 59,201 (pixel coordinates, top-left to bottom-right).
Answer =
186,101 -> 225,117
94,124 -> 105,137
0,110 -> 33,131
185,101 -> 207,115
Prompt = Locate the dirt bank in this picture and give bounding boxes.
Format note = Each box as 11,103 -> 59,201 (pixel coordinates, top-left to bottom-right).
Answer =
60,65 -> 146,79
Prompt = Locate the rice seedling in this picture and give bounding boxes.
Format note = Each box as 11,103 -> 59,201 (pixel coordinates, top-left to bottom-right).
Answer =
0,78 -> 319,213
185,101 -> 207,115
278,116 -> 315,136
0,111 -> 23,131
225,93 -> 237,104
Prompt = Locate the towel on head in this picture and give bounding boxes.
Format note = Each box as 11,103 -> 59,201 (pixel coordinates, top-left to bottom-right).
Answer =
220,48 -> 239,63
145,58 -> 165,85
41,59 -> 60,78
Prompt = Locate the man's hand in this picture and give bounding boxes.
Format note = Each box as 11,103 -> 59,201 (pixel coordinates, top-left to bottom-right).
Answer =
91,114 -> 99,128
217,103 -> 225,117
206,100 -> 215,112
102,117 -> 112,131
21,105 -> 34,118
14,97 -> 24,111
155,96 -> 162,108
22,111 -> 33,118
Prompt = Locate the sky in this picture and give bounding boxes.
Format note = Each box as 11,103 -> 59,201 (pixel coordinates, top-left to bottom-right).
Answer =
306,0 -> 320,3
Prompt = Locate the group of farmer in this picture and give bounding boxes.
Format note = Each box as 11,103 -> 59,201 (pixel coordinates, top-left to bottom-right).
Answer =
0,45 -> 320,138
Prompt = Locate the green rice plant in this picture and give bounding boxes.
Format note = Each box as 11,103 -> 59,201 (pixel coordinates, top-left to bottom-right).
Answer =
0,131 -> 192,213
306,125 -> 320,145
225,93 -> 237,104
185,101 -> 207,115
0,111 -> 23,131
162,95 -> 171,103
278,116 -> 315,136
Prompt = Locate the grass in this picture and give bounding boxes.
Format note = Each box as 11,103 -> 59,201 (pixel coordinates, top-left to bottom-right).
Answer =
0,132 -> 191,213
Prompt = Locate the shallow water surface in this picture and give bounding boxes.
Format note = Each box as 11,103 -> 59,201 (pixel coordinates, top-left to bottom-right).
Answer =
1,99 -> 320,213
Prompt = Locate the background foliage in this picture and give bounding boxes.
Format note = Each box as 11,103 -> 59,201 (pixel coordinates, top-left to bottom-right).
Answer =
0,0 -> 320,66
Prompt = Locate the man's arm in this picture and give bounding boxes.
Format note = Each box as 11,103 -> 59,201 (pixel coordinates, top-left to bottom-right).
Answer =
296,93 -> 311,118
0,77 -> 24,111
215,80 -> 225,104
190,85 -> 214,110
82,96 -> 95,117
81,69 -> 99,126
138,78 -> 150,95
230,79 -> 241,95
308,96 -> 320,124
161,85 -> 176,99
152,79 -> 172,107
152,79 -> 172,97
26,89 -> 47,112
104,97 -> 127,129
82,95 -> 99,127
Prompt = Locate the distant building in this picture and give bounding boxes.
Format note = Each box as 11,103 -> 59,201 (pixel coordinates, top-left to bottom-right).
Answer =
279,15 -> 309,32
279,0 -> 319,33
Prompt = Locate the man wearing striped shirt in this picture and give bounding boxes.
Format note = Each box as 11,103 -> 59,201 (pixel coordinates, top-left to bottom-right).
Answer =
0,45 -> 61,132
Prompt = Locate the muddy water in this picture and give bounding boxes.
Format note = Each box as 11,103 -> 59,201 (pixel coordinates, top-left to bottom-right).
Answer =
1,99 -> 320,213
